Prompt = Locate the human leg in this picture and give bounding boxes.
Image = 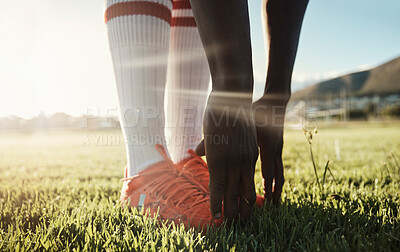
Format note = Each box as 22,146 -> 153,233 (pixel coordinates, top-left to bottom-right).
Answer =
105,0 -> 173,177
166,0 -> 210,164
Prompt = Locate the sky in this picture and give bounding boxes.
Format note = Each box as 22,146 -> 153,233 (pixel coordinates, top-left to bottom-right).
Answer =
0,0 -> 399,119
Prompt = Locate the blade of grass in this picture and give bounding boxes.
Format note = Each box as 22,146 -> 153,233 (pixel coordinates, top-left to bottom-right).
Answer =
322,160 -> 330,187
309,144 -> 322,192
327,165 -> 337,185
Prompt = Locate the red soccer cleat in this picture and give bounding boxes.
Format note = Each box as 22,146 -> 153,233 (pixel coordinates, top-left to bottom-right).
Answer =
120,145 -> 223,229
175,149 -> 209,191
175,149 -> 266,209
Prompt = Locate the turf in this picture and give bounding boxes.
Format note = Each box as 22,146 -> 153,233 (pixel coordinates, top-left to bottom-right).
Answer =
0,123 -> 399,251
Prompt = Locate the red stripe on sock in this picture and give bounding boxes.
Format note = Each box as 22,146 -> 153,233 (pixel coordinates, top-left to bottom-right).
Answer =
173,1 -> 191,10
105,2 -> 172,24
171,17 -> 196,27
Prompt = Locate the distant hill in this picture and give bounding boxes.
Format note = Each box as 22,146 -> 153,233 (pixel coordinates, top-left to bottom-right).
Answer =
291,56 -> 400,100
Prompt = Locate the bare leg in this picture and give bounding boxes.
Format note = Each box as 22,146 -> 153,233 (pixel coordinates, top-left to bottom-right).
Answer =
166,0 -> 210,164
105,0 -> 173,177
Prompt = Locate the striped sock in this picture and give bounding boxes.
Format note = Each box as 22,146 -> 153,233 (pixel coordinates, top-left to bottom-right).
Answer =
165,0 -> 211,163
105,0 -> 173,177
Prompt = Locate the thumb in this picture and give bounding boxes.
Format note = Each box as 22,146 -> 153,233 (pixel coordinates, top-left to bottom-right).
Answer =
195,139 -> 205,156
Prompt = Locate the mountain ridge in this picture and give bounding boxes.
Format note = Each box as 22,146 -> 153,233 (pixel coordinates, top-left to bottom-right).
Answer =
291,56 -> 400,100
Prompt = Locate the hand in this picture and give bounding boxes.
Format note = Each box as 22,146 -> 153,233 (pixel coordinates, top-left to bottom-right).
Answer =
196,91 -> 258,223
253,95 -> 288,205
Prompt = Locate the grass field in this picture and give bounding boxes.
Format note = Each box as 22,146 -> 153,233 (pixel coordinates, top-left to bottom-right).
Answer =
1,123 -> 400,251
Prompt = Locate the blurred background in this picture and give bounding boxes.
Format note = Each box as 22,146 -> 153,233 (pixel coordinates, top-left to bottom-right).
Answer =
0,0 -> 399,130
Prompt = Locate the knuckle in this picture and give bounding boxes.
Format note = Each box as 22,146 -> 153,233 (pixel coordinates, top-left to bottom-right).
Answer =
249,152 -> 259,166
276,175 -> 285,187
210,195 -> 222,209
227,190 -> 240,202
246,143 -> 259,163
208,163 -> 225,176
245,192 -> 257,205
210,201 -> 221,210
264,177 -> 274,185
209,179 -> 225,195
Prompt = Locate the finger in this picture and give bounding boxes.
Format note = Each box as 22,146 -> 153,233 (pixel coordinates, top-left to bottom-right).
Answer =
273,145 -> 284,205
239,151 -> 257,220
260,148 -> 274,202
195,139 -> 205,156
208,157 -> 226,219
223,164 -> 240,223
239,176 -> 256,220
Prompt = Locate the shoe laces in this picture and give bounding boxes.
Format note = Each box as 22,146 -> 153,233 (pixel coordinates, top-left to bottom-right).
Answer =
122,145 -> 209,209
178,149 -> 209,192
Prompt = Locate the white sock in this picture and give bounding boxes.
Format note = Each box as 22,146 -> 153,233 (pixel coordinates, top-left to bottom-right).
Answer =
165,0 -> 210,163
105,0 -> 173,177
